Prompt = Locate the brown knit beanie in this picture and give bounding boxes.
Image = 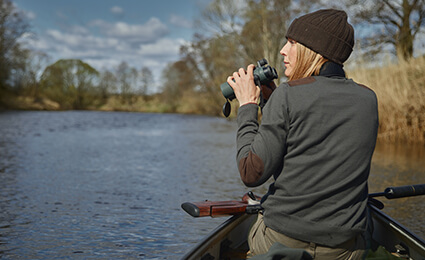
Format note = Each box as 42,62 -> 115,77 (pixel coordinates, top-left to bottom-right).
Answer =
286,9 -> 354,65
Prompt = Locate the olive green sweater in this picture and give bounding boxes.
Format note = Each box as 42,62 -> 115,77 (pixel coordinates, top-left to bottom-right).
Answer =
236,75 -> 379,246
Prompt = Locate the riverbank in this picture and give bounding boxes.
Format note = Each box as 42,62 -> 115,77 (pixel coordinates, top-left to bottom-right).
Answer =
1,56 -> 424,144
0,90 -> 215,115
0,90 -> 60,111
347,55 -> 425,144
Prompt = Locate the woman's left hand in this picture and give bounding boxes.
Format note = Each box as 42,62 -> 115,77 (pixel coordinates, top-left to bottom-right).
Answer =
227,64 -> 261,107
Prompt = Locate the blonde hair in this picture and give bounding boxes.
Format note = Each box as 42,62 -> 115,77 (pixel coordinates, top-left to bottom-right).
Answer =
288,42 -> 328,81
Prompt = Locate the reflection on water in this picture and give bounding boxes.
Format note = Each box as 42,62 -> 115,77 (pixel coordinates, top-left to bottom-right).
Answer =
370,141 -> 425,237
0,111 -> 423,259
373,141 -> 425,173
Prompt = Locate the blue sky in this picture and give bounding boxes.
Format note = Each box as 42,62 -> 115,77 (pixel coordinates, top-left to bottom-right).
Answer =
12,0 -> 425,82
13,0 -> 212,86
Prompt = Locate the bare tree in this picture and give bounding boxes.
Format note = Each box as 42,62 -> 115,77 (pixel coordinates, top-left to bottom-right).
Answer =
161,62 -> 183,112
179,0 -> 292,114
140,66 -> 154,98
197,0 -> 245,35
20,51 -> 50,98
242,0 -> 291,77
348,0 -> 425,61
98,70 -> 117,102
116,61 -> 133,104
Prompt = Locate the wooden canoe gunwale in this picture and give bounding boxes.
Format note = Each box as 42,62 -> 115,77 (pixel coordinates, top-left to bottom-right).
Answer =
182,214 -> 255,260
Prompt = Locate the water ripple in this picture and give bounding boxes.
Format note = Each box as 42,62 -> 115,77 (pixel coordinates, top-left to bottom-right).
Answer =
0,111 -> 423,259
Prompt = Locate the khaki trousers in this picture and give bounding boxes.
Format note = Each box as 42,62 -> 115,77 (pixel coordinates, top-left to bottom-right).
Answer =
248,213 -> 367,260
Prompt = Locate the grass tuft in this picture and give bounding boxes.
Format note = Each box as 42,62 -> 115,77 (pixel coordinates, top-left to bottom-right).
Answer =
348,56 -> 425,144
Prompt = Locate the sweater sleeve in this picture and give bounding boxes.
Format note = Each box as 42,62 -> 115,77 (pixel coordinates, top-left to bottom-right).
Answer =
236,86 -> 289,187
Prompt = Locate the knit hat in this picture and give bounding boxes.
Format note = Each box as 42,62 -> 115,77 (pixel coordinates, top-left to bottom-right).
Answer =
286,9 -> 354,65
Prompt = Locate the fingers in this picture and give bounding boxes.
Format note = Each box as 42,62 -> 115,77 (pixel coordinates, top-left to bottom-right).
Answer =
229,64 -> 254,79
227,76 -> 236,87
247,64 -> 255,75
238,67 -> 246,76
239,65 -> 255,79
226,64 -> 255,87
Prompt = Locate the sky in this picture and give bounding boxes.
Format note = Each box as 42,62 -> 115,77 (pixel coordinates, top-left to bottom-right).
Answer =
12,0 -> 212,89
11,0 -> 425,85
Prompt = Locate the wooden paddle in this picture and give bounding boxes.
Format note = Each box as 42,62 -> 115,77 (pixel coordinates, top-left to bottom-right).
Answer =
181,191 -> 262,217
181,184 -> 425,218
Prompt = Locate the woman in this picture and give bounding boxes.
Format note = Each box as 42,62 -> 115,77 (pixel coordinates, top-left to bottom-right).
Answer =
227,9 -> 379,259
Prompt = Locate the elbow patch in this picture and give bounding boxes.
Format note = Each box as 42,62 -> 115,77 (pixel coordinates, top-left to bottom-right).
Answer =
238,151 -> 264,186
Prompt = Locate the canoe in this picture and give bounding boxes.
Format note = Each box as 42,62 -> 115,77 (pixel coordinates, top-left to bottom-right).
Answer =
181,186 -> 425,260
182,205 -> 425,259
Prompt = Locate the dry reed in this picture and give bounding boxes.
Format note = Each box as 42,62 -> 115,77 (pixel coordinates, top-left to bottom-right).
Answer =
347,56 -> 425,144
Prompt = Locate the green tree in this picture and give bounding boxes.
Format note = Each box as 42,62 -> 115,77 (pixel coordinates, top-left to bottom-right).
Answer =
40,59 -> 99,109
0,0 -> 30,89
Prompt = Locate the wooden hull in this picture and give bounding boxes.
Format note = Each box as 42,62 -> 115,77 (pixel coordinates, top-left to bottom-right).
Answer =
182,205 -> 425,260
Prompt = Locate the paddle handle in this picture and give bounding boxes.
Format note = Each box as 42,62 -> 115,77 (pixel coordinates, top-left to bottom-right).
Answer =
384,184 -> 425,199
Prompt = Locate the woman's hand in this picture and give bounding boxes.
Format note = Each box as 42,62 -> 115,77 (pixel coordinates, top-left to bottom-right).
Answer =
227,64 -> 261,107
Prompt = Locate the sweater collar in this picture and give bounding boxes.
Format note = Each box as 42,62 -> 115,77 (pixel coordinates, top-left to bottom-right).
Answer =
319,61 -> 346,78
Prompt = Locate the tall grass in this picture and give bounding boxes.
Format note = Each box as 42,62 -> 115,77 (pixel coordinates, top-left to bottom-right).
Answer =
347,56 -> 425,144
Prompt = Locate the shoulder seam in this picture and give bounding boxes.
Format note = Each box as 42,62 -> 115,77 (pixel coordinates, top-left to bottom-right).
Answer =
357,83 -> 373,92
287,77 -> 316,87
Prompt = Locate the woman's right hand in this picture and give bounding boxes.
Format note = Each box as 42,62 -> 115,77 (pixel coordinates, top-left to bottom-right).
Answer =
227,64 -> 261,107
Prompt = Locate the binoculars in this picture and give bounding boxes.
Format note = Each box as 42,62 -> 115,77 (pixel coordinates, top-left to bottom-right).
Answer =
220,59 -> 278,117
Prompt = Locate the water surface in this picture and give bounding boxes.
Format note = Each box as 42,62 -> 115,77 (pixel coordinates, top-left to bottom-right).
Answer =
0,111 -> 423,259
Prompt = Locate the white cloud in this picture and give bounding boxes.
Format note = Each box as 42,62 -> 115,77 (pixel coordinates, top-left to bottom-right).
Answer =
25,20 -> 181,74
90,18 -> 169,44
169,14 -> 192,28
137,38 -> 185,57
68,25 -> 90,35
19,12 -> 190,91
110,6 -> 124,15
44,29 -> 123,57
24,10 -> 36,20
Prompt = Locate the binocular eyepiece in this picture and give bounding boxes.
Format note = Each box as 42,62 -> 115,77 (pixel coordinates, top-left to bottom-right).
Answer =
221,59 -> 278,117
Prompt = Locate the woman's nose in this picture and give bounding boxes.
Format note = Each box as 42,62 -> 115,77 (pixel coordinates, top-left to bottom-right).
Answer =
280,43 -> 288,56
280,46 -> 286,56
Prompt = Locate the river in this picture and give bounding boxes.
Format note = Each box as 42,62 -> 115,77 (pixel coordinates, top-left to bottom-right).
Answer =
0,111 -> 423,259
